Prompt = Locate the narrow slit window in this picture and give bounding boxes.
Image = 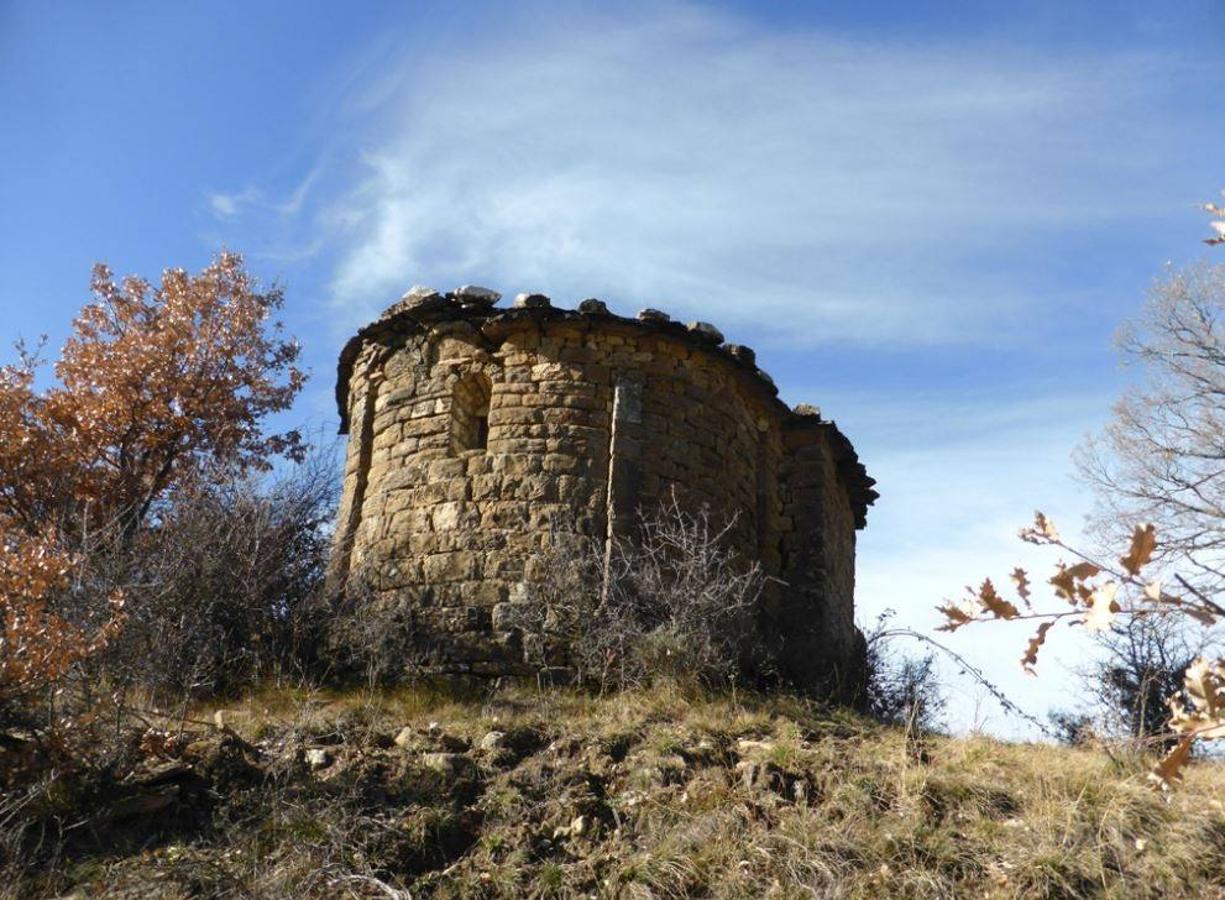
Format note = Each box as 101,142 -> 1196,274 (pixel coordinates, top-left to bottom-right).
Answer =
451,372 -> 492,454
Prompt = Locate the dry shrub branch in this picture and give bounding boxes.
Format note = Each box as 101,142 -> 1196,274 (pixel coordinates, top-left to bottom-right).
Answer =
531,492 -> 769,691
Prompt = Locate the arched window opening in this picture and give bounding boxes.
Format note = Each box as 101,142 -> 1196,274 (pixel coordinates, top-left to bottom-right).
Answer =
451,372 -> 492,454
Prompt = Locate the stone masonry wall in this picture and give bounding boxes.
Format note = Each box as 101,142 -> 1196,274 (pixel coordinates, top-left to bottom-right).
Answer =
332,286 -> 877,691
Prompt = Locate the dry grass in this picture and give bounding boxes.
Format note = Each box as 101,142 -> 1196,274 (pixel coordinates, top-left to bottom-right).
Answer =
10,681 -> 1225,898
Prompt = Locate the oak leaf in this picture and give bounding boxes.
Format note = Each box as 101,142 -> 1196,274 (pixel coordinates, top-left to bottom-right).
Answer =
1120,524 -> 1157,577
1019,511 -> 1060,544
1020,621 -> 1053,675
1010,567 -> 1032,608
936,601 -> 974,632
1083,582 -> 1120,632
1049,562 -> 1101,603
1149,736 -> 1193,791
972,579 -> 1020,621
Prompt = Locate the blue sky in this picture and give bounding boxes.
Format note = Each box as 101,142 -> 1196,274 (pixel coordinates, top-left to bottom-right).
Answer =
2,0 -> 1223,734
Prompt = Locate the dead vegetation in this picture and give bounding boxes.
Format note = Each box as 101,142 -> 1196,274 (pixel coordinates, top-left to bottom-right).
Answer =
7,681 -> 1225,899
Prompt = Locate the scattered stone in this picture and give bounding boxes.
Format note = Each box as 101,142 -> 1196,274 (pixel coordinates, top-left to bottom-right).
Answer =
452,285 -> 501,307
305,748 -> 332,770
736,759 -> 761,789
394,285 -> 449,314
686,321 -> 724,344
736,739 -> 775,754
553,814 -> 588,840
637,308 -> 671,324
578,298 -> 610,315
479,731 -> 506,752
422,752 -> 476,778
793,403 -> 821,418
514,293 -> 551,309
725,344 -> 756,366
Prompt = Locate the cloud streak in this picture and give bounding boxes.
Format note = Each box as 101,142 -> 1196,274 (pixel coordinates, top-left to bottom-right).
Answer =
317,5 -> 1198,345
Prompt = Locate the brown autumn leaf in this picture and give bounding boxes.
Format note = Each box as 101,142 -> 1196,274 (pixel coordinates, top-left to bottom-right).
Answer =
973,578 -> 1020,621
0,515 -> 124,705
1181,657 -> 1225,720
1149,736 -> 1194,791
1019,511 -> 1060,544
935,601 -> 974,632
0,252 -> 305,537
1166,658 -> 1225,745
1049,561 -> 1102,603
1138,581 -> 1217,624
1083,582 -> 1120,633
0,252 -> 298,720
1120,524 -> 1158,577
1020,621 -> 1053,675
1010,567 -> 1032,608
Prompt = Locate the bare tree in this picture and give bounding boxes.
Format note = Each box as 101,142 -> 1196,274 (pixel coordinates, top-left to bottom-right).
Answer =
1099,616 -> 1210,746
1060,616 -> 1210,749
1077,262 -> 1225,597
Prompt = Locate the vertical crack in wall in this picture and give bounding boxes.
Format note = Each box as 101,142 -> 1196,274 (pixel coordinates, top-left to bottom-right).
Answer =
603,375 -> 643,600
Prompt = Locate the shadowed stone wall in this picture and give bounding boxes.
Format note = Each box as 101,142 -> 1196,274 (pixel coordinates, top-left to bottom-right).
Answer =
332,286 -> 877,691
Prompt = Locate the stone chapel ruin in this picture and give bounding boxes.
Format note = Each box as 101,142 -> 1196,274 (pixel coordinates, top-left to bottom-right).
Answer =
332,285 -> 877,691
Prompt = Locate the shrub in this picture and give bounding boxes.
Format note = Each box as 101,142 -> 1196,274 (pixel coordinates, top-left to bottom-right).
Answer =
860,611 -> 945,731
83,450 -> 339,701
530,493 -> 769,691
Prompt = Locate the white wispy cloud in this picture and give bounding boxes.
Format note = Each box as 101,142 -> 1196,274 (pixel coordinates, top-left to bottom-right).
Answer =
274,163 -> 325,218
316,4 -> 1195,344
202,165 -> 330,265
206,187 -> 257,219
208,164 -> 326,223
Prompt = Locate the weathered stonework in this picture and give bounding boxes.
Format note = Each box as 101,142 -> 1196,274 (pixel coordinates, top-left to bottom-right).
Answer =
332,286 -> 877,691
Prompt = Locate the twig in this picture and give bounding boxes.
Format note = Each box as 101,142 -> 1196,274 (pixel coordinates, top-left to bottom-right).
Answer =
875,627 -> 1055,738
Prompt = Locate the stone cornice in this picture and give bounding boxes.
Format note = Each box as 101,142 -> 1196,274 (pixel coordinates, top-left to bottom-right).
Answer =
335,287 -> 877,525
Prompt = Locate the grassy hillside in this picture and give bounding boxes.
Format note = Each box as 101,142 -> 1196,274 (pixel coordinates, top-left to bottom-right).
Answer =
14,682 -> 1225,899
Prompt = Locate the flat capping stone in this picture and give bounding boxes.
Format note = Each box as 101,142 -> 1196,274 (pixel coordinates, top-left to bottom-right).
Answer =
334,295 -> 877,525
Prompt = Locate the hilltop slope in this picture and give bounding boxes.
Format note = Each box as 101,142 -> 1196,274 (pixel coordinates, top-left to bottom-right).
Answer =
16,684 -> 1225,899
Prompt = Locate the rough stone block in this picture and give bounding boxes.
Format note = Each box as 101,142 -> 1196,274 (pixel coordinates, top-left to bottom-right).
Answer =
491,601 -> 538,631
